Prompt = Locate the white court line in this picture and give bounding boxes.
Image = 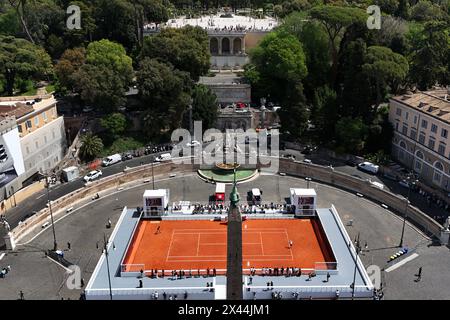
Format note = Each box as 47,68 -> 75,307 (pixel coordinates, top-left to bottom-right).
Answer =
167,258 -> 295,262
284,230 -> 294,260
196,234 -> 200,256
165,231 -> 175,262
168,254 -> 292,258
385,253 -> 419,272
259,232 -> 265,256
0,253 -> 5,261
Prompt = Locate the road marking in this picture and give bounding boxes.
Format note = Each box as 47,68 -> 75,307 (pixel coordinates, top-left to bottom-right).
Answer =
46,256 -> 73,273
36,194 -> 45,200
385,253 -> 419,272
0,253 -> 5,261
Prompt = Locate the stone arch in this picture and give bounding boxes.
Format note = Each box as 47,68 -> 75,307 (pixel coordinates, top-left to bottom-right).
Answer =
399,140 -> 407,149
222,37 -> 230,54
233,38 -> 242,54
433,161 -> 444,185
210,37 -> 219,55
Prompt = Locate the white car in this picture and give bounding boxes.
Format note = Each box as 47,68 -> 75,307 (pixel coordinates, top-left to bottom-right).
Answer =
83,170 -> 102,182
82,106 -> 93,113
358,162 -> 379,174
186,140 -> 201,147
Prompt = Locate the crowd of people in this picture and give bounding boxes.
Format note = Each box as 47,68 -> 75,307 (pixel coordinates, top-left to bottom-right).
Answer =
174,202 -> 288,215
140,268 -> 219,279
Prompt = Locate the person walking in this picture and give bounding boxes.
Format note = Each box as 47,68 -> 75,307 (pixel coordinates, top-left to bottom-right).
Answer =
326,272 -> 330,283
289,240 -> 293,249
67,242 -> 71,251
155,226 -> 161,234
416,267 -> 423,281
19,291 -> 24,300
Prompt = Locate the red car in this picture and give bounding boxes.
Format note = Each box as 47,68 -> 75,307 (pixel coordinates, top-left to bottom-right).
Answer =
236,102 -> 246,108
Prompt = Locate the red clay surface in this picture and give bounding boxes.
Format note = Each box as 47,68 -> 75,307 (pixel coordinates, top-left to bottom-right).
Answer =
122,219 -> 335,274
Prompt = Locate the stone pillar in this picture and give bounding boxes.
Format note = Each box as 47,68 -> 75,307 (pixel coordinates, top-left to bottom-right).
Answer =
242,36 -> 246,54
441,229 -> 450,245
218,37 -> 222,55
230,37 -> 234,55
4,232 -> 16,250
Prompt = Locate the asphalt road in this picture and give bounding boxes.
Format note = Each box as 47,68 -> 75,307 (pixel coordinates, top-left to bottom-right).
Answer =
1,147 -> 448,249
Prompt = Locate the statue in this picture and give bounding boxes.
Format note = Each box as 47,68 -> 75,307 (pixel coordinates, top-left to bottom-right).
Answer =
2,220 -> 10,232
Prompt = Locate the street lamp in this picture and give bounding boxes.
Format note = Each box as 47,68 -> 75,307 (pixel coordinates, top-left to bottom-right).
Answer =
305,177 -> 312,189
102,233 -> 113,300
399,174 -> 416,247
152,159 -> 155,190
351,232 -> 361,299
43,173 -> 58,251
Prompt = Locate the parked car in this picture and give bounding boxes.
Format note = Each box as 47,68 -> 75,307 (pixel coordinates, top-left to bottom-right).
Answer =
303,159 -> 312,164
155,153 -> 172,162
302,145 -> 318,155
345,159 -> 360,167
399,179 -> 415,188
357,162 -> 379,174
186,140 -> 201,147
250,188 -> 262,205
83,170 -> 102,182
102,154 -> 122,167
121,152 -> 133,161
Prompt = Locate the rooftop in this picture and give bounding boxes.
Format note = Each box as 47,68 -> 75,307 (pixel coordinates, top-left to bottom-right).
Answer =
145,14 -> 278,34
0,95 -> 56,120
391,88 -> 450,122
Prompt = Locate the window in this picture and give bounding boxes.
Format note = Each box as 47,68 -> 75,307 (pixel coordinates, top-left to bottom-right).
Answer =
402,124 -> 408,135
406,112 -> 409,120
433,162 -> 444,185
414,150 -> 424,173
428,138 -> 435,150
25,120 -> 32,129
419,132 -> 426,144
35,141 -> 39,149
26,146 -> 30,155
44,135 -> 47,144
410,129 -> 417,140
395,121 -> 399,131
442,129 -> 448,139
34,117 -> 39,126
438,143 -> 446,155
421,119 -> 428,129
52,130 -> 56,139
431,124 -> 438,133
396,108 -> 402,116
43,112 -> 48,121
414,115 -> 418,124
18,125 -> 22,133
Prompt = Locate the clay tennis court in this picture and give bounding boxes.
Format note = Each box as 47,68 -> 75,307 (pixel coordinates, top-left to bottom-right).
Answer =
122,219 -> 335,274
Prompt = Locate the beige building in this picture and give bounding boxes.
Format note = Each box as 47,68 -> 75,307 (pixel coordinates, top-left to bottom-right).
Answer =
389,88 -> 450,191
0,95 -> 67,182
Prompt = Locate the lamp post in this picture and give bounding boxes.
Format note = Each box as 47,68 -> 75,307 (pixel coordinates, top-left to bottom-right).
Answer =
351,232 -> 361,299
305,177 -> 312,189
44,173 -> 58,251
399,174 -> 416,248
152,159 -> 155,190
103,233 -> 113,300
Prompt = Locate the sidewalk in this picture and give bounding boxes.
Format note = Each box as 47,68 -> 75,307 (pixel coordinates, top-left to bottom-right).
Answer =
2,181 -> 46,214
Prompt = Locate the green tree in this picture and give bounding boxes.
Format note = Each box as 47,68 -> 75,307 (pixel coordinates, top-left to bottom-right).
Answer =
55,47 -> 86,92
362,46 -> 409,107
0,35 -> 52,96
74,40 -> 133,112
140,26 -> 210,81
79,133 -> 104,161
100,113 -> 128,138
335,117 -> 367,154
311,85 -> 338,143
190,84 -> 218,131
409,21 -> 450,90
137,58 -> 193,137
310,5 -> 366,85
